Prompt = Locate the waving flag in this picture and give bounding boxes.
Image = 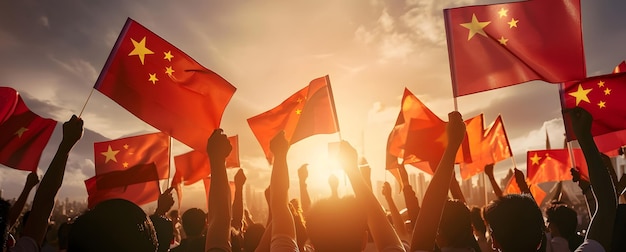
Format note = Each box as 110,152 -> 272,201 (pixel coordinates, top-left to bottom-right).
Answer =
0,87 -> 56,172
93,132 -> 170,189
85,176 -> 160,209
444,0 -> 585,97
94,18 -> 236,152
247,76 -> 339,163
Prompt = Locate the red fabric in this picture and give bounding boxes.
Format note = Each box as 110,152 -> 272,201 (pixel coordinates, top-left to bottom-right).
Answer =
85,176 -> 161,209
459,114 -> 485,179
0,87 -> 18,125
526,149 -> 588,184
503,174 -> 546,206
226,135 -> 240,168
614,61 -> 626,73
561,72 -> 626,141
0,88 -> 56,172
444,0 -> 585,97
93,132 -> 169,189
461,115 -> 513,179
247,76 -> 339,163
94,18 -> 236,152
173,150 -> 210,186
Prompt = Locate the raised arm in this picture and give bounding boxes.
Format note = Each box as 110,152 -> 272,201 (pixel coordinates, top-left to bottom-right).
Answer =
297,164 -> 311,213
269,131 -> 297,249
397,163 -> 420,226
340,141 -> 404,251
21,115 -> 82,245
232,168 -> 246,232
382,181 -> 409,241
449,171 -> 467,204
513,168 -> 532,195
485,164 -> 504,199
410,111 -> 466,252
566,107 -> 617,250
205,129 -> 233,251
8,172 -> 39,229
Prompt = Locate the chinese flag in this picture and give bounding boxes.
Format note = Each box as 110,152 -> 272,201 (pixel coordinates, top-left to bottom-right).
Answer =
444,0 -> 585,97
561,72 -> 626,140
93,132 -> 170,189
526,149 -> 588,184
460,115 -> 512,180
172,150 -> 210,186
0,87 -> 18,125
226,135 -> 240,168
247,76 -> 339,163
94,18 -> 236,152
85,176 -> 160,209
0,87 -> 56,172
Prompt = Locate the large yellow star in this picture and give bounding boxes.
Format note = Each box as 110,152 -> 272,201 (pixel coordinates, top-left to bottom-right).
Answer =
15,127 -> 28,138
101,145 -> 119,163
460,14 -> 491,41
148,73 -> 158,84
163,51 -> 174,62
498,36 -> 508,45
508,18 -> 519,28
568,84 -> 592,106
498,8 -> 508,18
128,37 -> 154,65
530,153 -> 541,165
598,101 -> 606,108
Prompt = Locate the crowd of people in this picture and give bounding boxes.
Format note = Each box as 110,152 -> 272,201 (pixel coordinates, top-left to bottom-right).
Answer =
1,107 -> 625,251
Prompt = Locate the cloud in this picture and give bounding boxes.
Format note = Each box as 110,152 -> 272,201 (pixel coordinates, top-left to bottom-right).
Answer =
39,16 -> 49,28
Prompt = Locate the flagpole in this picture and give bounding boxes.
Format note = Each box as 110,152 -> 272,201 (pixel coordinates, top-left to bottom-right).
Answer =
166,136 -> 172,191
325,75 -> 342,141
78,88 -> 95,117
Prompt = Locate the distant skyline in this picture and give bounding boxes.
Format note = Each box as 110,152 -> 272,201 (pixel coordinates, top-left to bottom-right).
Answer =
1,0 -> 625,210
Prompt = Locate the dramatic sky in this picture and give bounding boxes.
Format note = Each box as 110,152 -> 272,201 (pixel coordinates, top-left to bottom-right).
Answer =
1,0 -> 625,210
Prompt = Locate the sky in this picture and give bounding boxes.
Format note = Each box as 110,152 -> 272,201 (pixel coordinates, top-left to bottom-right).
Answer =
0,0 -> 625,210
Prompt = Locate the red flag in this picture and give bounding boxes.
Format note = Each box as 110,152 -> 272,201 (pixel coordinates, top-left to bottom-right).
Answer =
460,115 -> 513,178
85,176 -> 160,209
526,149 -> 588,184
173,150 -> 210,186
561,72 -> 626,141
226,135 -> 240,168
458,114 -> 485,179
94,18 -> 236,152
0,87 -> 18,125
503,172 -> 546,206
444,0 -> 585,97
614,61 -> 626,74
247,76 -> 339,163
93,132 -> 170,189
0,88 -> 56,172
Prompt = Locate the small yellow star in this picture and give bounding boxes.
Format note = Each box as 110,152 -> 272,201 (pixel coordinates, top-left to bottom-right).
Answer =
296,98 -> 303,103
498,8 -> 508,18
128,37 -> 154,65
598,101 -> 606,108
568,84 -> 592,106
148,73 -> 158,84
295,109 -> 302,115
604,88 -> 611,95
530,153 -> 541,165
123,162 -> 129,168
597,80 -> 605,87
165,66 -> 175,76
123,144 -> 129,149
508,18 -> 519,28
460,14 -> 491,41
163,51 -> 174,62
101,145 -> 119,163
15,127 -> 28,138
498,36 -> 508,45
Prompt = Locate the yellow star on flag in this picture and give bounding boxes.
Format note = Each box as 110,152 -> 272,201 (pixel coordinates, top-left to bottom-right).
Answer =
163,51 -> 174,62
295,109 -> 302,115
165,66 -> 175,76
123,144 -> 129,149
460,14 -> 491,41
148,73 -> 158,84
498,36 -> 508,45
568,84 -> 592,106
604,88 -> 611,95
128,37 -> 154,65
123,162 -> 129,168
597,80 -> 605,87
508,18 -> 519,28
598,101 -> 606,108
498,8 -> 508,18
530,153 -> 541,165
15,127 -> 28,138
101,145 -> 119,163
